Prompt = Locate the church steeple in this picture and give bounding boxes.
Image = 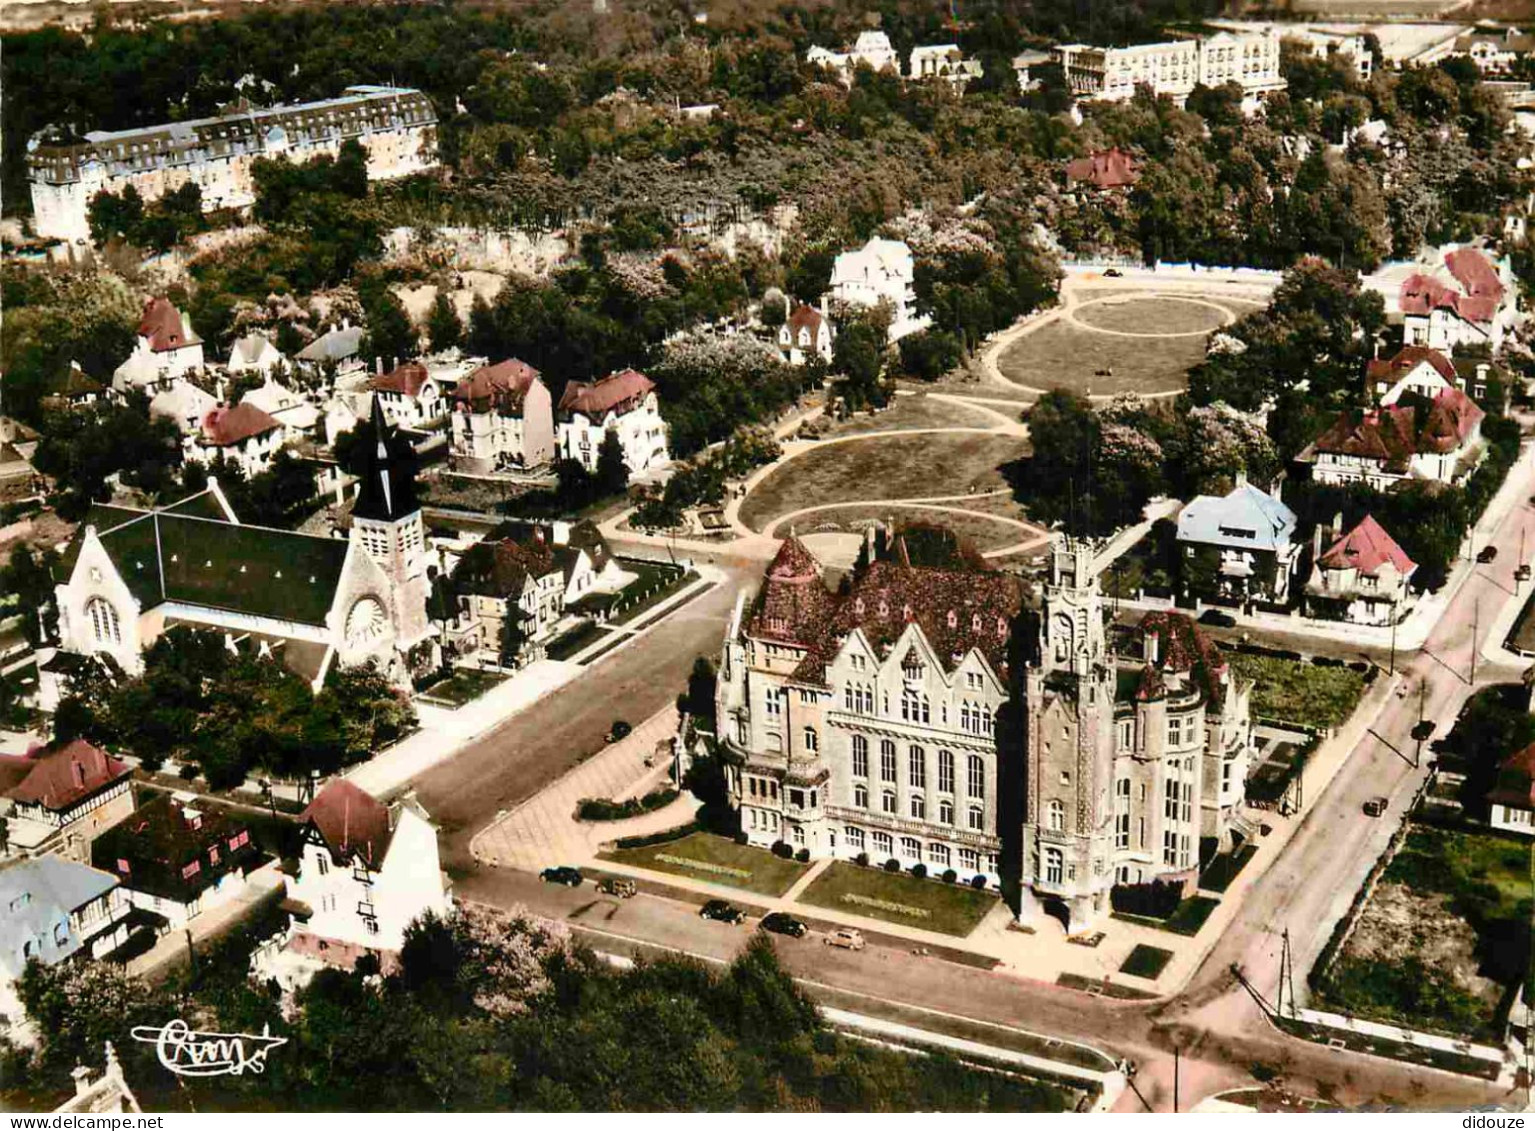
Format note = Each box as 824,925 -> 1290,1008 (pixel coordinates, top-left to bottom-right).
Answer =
352,394 -> 419,523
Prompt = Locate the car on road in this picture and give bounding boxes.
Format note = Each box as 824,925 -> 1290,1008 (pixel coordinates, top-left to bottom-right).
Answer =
1363,797 -> 1388,818
1103,268 -> 1123,277
825,928 -> 866,951
596,877 -> 636,898
1478,546 -> 1499,564
1519,564 -> 1532,582
1198,609 -> 1238,628
1411,720 -> 1436,742
759,912 -> 808,938
699,899 -> 746,924
541,866 -> 584,887
605,719 -> 633,743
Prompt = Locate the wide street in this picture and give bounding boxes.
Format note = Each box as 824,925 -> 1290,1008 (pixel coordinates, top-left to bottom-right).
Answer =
403,441 -> 1535,1112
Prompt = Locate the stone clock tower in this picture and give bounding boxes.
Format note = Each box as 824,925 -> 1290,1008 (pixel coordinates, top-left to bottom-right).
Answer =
1021,536 -> 1118,931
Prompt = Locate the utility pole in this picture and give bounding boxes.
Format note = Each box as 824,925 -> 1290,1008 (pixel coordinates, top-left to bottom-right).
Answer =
1415,678 -> 1428,769
1389,614 -> 1397,677
1472,599 -> 1480,686
1173,1046 -> 1180,1114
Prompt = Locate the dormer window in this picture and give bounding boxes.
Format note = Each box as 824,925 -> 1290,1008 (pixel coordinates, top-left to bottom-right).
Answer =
878,600 -> 888,617
855,598 -> 865,615
996,617 -> 1007,637
947,609 -> 957,628
903,604 -> 913,621
972,613 -> 982,632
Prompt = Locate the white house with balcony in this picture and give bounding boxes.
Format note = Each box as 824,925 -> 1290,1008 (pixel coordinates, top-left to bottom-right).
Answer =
1175,478 -> 1301,604
556,369 -> 670,475
828,237 -> 930,344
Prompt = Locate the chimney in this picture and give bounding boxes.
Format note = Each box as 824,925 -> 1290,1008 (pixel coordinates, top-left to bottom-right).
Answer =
1235,469 -> 1248,490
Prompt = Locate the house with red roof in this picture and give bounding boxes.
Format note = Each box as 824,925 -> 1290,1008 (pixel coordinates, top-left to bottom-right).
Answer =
556,369 -> 670,475
112,297 -> 205,394
1367,345 -> 1459,406
1300,382 -> 1484,490
251,781 -> 451,985
1488,742 -> 1535,836
185,402 -> 285,479
1064,147 -> 1140,191
1304,514 -> 1418,626
1365,244 -> 1520,354
778,303 -> 834,365
0,740 -> 135,862
448,358 -> 555,474
367,361 -> 446,431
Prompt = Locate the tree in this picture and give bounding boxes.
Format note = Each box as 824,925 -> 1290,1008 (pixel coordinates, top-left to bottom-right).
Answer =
897,329 -> 962,381
831,319 -> 887,412
426,292 -> 463,353
362,287 -> 417,368
595,431 -> 629,497
0,544 -> 60,647
500,603 -> 529,665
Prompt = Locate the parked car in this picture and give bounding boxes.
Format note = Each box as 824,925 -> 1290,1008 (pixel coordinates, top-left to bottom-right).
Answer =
1363,797 -> 1388,818
1478,545 -> 1499,564
1198,609 -> 1238,628
605,719 -> 633,743
540,866 -> 584,887
1104,268 -> 1123,278
825,928 -> 866,951
1411,720 -> 1436,742
759,912 -> 808,939
596,877 -> 636,898
1518,564 -> 1532,582
699,899 -> 745,925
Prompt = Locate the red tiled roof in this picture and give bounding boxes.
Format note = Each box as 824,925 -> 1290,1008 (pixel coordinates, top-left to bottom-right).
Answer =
1065,147 -> 1139,190
787,304 -> 823,336
138,297 -> 198,353
1400,248 -> 1505,325
0,739 -> 131,811
368,361 -> 431,398
558,369 -> 655,419
745,537 -> 1023,685
1419,387 -> 1484,453
1319,514 -> 1416,577
453,535 -> 560,597
1311,406 -> 1416,469
1365,345 -> 1456,387
453,359 -> 540,413
1137,610 -> 1227,704
1446,247 -> 1505,303
200,402 -> 282,447
301,780 -> 392,868
1489,742 -> 1535,810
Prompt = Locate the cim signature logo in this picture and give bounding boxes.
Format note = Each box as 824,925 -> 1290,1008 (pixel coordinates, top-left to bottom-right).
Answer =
130,1019 -> 288,1078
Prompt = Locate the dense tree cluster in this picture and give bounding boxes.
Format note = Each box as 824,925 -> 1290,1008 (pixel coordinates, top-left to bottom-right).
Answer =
10,904 -> 1070,1112
86,182 -> 204,253
52,626 -> 415,788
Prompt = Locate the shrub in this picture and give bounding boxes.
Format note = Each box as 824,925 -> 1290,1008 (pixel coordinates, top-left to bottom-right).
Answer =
855,852 -> 870,867
942,869 -> 957,884
178,763 -> 198,781
734,830 -> 750,846
576,787 -> 678,822
884,858 -> 901,873
1110,877 -> 1186,919
910,862 -> 927,879
614,821 -> 699,849
970,875 -> 987,890
771,840 -> 792,859
795,848 -> 810,863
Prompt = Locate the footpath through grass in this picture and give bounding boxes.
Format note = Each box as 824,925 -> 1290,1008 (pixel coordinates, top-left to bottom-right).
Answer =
601,832 -> 807,896
799,861 -> 999,937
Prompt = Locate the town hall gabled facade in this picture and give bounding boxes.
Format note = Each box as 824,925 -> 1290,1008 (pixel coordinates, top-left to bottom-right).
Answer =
718,529 -> 1258,933
50,398 -> 433,692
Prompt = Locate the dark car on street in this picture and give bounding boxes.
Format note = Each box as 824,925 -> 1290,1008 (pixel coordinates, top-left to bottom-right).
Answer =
699,899 -> 746,925
759,912 -> 808,938
1478,545 -> 1498,564
1198,609 -> 1238,628
540,866 -> 584,887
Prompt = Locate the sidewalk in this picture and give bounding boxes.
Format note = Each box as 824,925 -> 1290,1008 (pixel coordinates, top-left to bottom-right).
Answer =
345,565 -> 724,799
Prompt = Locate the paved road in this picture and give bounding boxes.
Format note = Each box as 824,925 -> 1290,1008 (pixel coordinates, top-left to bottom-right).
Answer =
412,548 -> 755,869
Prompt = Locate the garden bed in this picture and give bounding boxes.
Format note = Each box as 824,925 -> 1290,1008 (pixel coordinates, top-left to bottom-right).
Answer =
600,831 -> 807,896
1198,844 -> 1258,894
798,862 -> 999,937
1113,894 -> 1220,937
1119,944 -> 1174,980
416,667 -> 509,707
1226,653 -> 1366,730
545,620 -> 611,661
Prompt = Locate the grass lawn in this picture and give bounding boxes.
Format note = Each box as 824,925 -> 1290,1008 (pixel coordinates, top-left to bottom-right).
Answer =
1199,844 -> 1259,894
546,620 -> 611,661
1226,653 -> 1366,729
798,861 -> 999,937
774,502 -> 1039,552
825,394 -> 997,437
996,317 -> 1206,397
1318,824 -> 1533,1041
1074,296 -> 1229,335
1114,894 -> 1220,937
1119,944 -> 1174,980
600,832 -> 808,896
417,668 -> 509,707
740,432 -> 1023,531
609,563 -> 693,626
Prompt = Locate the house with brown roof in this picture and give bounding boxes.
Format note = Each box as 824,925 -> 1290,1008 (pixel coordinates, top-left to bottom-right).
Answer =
92,792 -> 260,930
251,781 -> 451,984
556,369 -> 670,475
1300,384 -> 1485,490
777,303 -> 834,365
1304,514 -> 1418,626
1488,742 -> 1535,836
185,402 -> 286,479
447,534 -> 568,661
112,298 -> 205,394
1367,345 -> 1458,406
448,358 -> 555,474
0,740 -> 135,863
368,361 -> 446,431
1064,147 -> 1140,191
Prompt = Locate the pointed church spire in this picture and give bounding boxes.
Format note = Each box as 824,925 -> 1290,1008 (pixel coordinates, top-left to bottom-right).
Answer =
351,394 -> 419,522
